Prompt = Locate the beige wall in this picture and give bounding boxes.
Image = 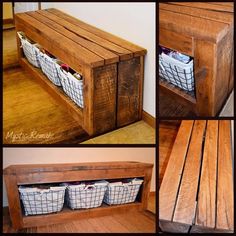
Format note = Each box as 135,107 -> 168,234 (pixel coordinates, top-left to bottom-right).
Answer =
3,2 -> 13,19
3,147 -> 156,206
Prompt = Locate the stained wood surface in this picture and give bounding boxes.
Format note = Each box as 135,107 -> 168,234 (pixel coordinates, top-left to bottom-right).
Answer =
159,3 -> 234,116
159,120 -> 194,221
169,2 -> 234,13
217,120 -> 233,231
4,161 -> 153,175
159,120 -> 233,233
173,121 -> 206,225
195,121 -> 218,229
15,8 -> 146,69
159,9 -> 229,43
117,57 -> 141,127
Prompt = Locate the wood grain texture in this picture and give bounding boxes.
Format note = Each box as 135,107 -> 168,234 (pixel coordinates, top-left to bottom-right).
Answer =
159,28 -> 193,56
160,9 -> 229,43
159,120 -> 234,233
159,120 -> 194,221
217,120 -> 233,231
117,57 -> 141,127
195,120 -> 218,229
169,2 -> 234,13
46,8 -> 147,57
173,120 -> 206,225
93,64 -> 117,135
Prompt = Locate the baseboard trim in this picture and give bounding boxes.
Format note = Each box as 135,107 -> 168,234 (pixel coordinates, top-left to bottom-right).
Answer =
3,18 -> 14,24
142,110 -> 156,129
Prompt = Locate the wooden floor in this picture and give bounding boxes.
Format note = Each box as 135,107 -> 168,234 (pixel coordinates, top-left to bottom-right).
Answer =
159,120 -> 180,187
3,28 -> 155,144
3,195 -> 156,233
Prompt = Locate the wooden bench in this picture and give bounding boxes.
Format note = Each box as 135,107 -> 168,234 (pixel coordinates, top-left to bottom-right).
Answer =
159,120 -> 233,233
4,161 -> 153,230
15,8 -> 147,136
159,2 -> 234,116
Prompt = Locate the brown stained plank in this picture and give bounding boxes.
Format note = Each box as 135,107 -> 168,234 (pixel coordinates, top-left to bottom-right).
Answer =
4,161 -> 153,175
15,13 -> 104,68
159,120 -> 194,221
195,120 -> 218,229
46,8 -> 147,57
217,120 -> 233,231
159,3 -> 233,25
159,28 -> 193,56
36,10 -> 132,61
160,9 -> 229,43
92,64 -> 117,135
26,11 -> 119,65
173,120 -> 206,225
117,57 -> 141,127
169,2 -> 234,13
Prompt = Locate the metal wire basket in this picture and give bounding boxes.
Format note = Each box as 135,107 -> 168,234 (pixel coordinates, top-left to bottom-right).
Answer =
58,68 -> 84,108
17,32 -> 41,68
38,52 -> 62,86
19,186 -> 66,216
159,53 -> 194,91
103,178 -> 143,205
65,181 -> 108,209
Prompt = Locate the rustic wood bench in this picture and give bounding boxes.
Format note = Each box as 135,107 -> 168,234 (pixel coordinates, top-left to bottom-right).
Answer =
4,161 -> 153,230
159,120 -> 233,233
159,2 -> 234,116
15,8 -> 147,136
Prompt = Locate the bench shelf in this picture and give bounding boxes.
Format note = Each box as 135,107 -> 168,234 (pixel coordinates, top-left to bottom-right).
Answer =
159,2 -> 234,116
4,161 -> 153,230
159,120 -> 233,233
15,8 -> 147,136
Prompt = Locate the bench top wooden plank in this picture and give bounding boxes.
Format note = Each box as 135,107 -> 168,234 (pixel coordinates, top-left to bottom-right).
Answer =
15,13 -> 104,69
217,120 -> 233,231
173,120 -> 206,225
195,120 -> 218,229
35,10 -> 133,61
159,3 -> 233,25
3,161 -> 153,175
26,11 -> 119,65
46,8 -> 147,57
169,2 -> 234,13
15,8 -> 146,67
160,8 -> 231,43
159,120 -> 194,221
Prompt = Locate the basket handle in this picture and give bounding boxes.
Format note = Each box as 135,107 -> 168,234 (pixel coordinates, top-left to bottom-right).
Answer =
84,185 -> 96,190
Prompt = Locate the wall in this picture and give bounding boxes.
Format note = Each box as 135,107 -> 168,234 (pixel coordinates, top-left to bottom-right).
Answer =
2,147 -> 156,207
41,2 -> 156,117
14,2 -> 39,14
3,2 -> 13,19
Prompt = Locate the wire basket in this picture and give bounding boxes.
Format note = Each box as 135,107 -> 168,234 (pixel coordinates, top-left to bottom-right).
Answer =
17,32 -> 41,68
103,178 -> 143,205
159,53 -> 194,91
58,68 -> 84,108
18,186 -> 66,216
65,181 -> 108,209
38,52 -> 62,86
